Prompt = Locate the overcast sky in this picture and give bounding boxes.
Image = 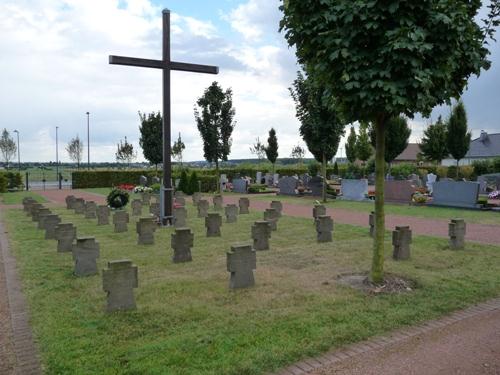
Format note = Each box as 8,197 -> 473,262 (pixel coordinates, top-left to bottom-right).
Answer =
1,0 -> 499,163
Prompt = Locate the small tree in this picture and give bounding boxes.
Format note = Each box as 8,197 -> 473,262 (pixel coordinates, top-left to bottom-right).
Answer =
177,169 -> 189,194
249,137 -> 266,160
333,161 -> 339,176
115,137 -> 136,167
194,81 -> 236,192
172,132 -> 186,166
0,129 -> 16,168
66,136 -> 83,169
345,126 -> 357,163
188,170 -> 199,194
356,125 -> 373,165
420,116 -> 448,164
139,111 -> 162,170
290,144 -> 305,164
447,101 -> 471,178
265,128 -> 279,174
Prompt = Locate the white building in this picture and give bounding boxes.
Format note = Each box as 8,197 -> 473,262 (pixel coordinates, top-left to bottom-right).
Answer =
442,131 -> 500,166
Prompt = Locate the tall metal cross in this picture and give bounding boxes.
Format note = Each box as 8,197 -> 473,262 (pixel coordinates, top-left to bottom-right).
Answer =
109,9 -> 219,225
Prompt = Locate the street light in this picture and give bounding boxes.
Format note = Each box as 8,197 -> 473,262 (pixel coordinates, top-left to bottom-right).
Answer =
56,126 -> 60,189
13,130 -> 20,171
86,112 -> 90,170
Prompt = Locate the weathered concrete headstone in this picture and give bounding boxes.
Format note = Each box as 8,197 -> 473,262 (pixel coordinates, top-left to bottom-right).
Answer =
239,197 -> 250,214
97,205 -> 110,225
384,180 -> 414,204
173,206 -> 187,228
279,176 -> 299,195
29,203 -> 43,218
197,200 -> 209,218
36,208 -> 51,225
232,178 -> 248,194
369,211 -> 375,238
175,195 -> 186,206
431,181 -> 480,209
265,173 -> 273,187
192,192 -> 202,205
171,228 -> 194,263
270,201 -> 283,217
213,195 -> 223,211
341,179 -> 368,201
225,204 -> 238,223
55,223 -> 76,252
23,198 -> 36,214
205,213 -> 222,237
136,217 -> 156,245
84,201 -> 97,219
141,192 -> 151,205
65,195 -> 76,209
449,219 -> 466,250
139,175 -> 148,186
149,202 -> 160,217
102,260 -> 138,312
227,244 -> 256,289
113,211 -> 129,233
263,208 -> 279,231
72,237 -> 100,276
251,221 -> 271,251
392,226 -> 412,260
256,171 -> 262,184
43,214 -> 61,239
32,206 -> 49,222
313,204 -> 326,221
315,215 -> 333,243
308,176 -> 324,196
74,198 -> 85,214
131,199 -> 143,216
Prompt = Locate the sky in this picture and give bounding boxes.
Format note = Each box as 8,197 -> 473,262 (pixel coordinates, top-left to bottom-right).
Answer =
0,0 -> 499,163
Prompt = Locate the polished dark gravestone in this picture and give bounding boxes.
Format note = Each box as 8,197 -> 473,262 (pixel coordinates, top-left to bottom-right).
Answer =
136,218 -> 156,245
97,205 -> 110,226
384,180 -> 414,204
131,199 -> 143,216
239,197 -> 250,214
270,201 -> 283,217
369,211 -> 375,238
227,244 -> 256,289
232,178 -> 248,194
251,221 -> 271,251
213,195 -> 223,211
73,198 -> 85,215
43,214 -> 61,240
84,201 -> 97,219
171,228 -> 194,263
109,9 -> 218,225
72,237 -> 100,277
225,204 -> 238,223
278,176 -> 299,196
55,223 -> 76,252
449,219 -> 466,250
308,176 -> 324,196
316,215 -> 333,243
113,211 -> 129,233
312,204 -> 326,222
197,200 -> 209,218
173,206 -> 187,228
263,208 -> 279,231
430,181 -> 480,209
102,260 -> 138,312
392,226 -> 412,260
205,213 -> 222,237
341,179 -> 368,201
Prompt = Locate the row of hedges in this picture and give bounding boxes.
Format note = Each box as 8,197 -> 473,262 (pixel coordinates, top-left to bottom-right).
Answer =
0,171 -> 23,192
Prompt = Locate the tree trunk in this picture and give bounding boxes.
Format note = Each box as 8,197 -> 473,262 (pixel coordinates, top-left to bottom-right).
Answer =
322,153 -> 327,203
215,160 -> 220,193
456,159 -> 460,180
371,115 -> 387,284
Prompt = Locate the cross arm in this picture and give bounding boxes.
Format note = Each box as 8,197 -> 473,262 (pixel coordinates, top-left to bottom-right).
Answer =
109,55 -> 164,69
170,61 -> 218,74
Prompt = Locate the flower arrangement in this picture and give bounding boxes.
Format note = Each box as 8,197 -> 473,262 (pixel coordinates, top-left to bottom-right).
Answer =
107,188 -> 130,209
116,184 -> 135,191
488,190 -> 500,199
412,192 -> 427,204
133,186 -> 153,194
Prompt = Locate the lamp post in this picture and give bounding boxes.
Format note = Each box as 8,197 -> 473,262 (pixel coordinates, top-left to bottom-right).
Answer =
86,112 -> 90,170
56,126 -> 60,189
13,130 -> 20,171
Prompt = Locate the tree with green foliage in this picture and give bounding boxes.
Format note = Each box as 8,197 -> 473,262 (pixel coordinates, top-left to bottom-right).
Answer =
290,144 -> 305,165
447,101 -> 472,178
265,128 -> 279,174
194,81 -> 236,192
281,0 -> 499,283
188,170 -> 200,195
66,135 -> 83,169
345,126 -> 357,163
171,132 -> 186,166
356,125 -> 373,165
333,161 -> 339,176
139,111 -> 162,170
115,137 -> 136,167
420,116 -> 448,164
290,71 -> 345,202
0,129 -> 16,168
177,169 -> 189,194
249,137 -> 266,160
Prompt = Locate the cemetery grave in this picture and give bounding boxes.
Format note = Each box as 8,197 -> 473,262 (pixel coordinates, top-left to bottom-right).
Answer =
3,194 -> 500,374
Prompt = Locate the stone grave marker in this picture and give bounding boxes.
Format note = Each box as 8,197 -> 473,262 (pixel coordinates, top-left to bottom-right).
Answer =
392,226 -> 412,260
197,200 -> 209,218
308,176 -> 324,196
84,201 -> 97,219
256,171 -> 262,184
341,179 -> 368,201
175,195 -> 186,206
385,180 -> 414,204
263,208 -> 279,231
273,173 -> 280,186
102,260 -> 138,312
270,201 -> 283,217
431,181 -> 480,209
36,208 -> 51,225
313,204 -> 326,221
192,192 -> 202,205
29,203 -> 43,218
300,173 -> 311,187
171,228 -> 194,263
225,204 -> 238,223
113,211 -> 129,233
227,244 -> 256,289
369,211 -> 375,237
149,202 -> 160,217
213,195 -> 223,211
205,213 -> 222,237
173,206 -> 187,228
136,217 -> 156,245
239,197 -> 250,214
449,219 -> 466,250
72,237 -> 100,277
279,176 -> 298,195
55,223 -> 76,252
97,205 -> 110,225
251,221 -> 271,251
232,178 -> 248,193
131,199 -> 143,216
142,192 -> 151,205
139,175 -> 148,186
65,195 -> 76,209
426,173 -> 437,194
74,198 -> 85,215
43,214 -> 61,240
265,173 -> 273,186
23,198 -> 36,214
315,215 -> 333,243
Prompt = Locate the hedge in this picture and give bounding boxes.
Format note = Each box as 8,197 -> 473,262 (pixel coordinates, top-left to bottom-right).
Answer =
0,171 -> 23,192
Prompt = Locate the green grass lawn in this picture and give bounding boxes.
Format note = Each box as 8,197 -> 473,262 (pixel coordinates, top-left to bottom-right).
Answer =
0,191 -> 46,205
4,202 -> 500,374
243,193 -> 500,226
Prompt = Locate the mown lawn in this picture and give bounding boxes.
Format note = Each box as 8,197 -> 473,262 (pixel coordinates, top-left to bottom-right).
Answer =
5,200 -> 500,374
0,191 -> 46,205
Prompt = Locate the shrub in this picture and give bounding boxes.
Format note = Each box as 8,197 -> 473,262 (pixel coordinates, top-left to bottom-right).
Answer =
344,163 -> 364,179
178,169 -> 189,194
390,163 -> 417,179
332,161 -> 339,176
460,166 -> 474,180
436,166 -> 448,178
0,174 -> 7,193
106,188 -> 129,209
151,183 -> 161,193
447,165 -> 458,179
492,158 -> 500,173
472,160 -> 491,176
248,184 -> 268,193
307,162 -> 320,176
188,171 -> 199,195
